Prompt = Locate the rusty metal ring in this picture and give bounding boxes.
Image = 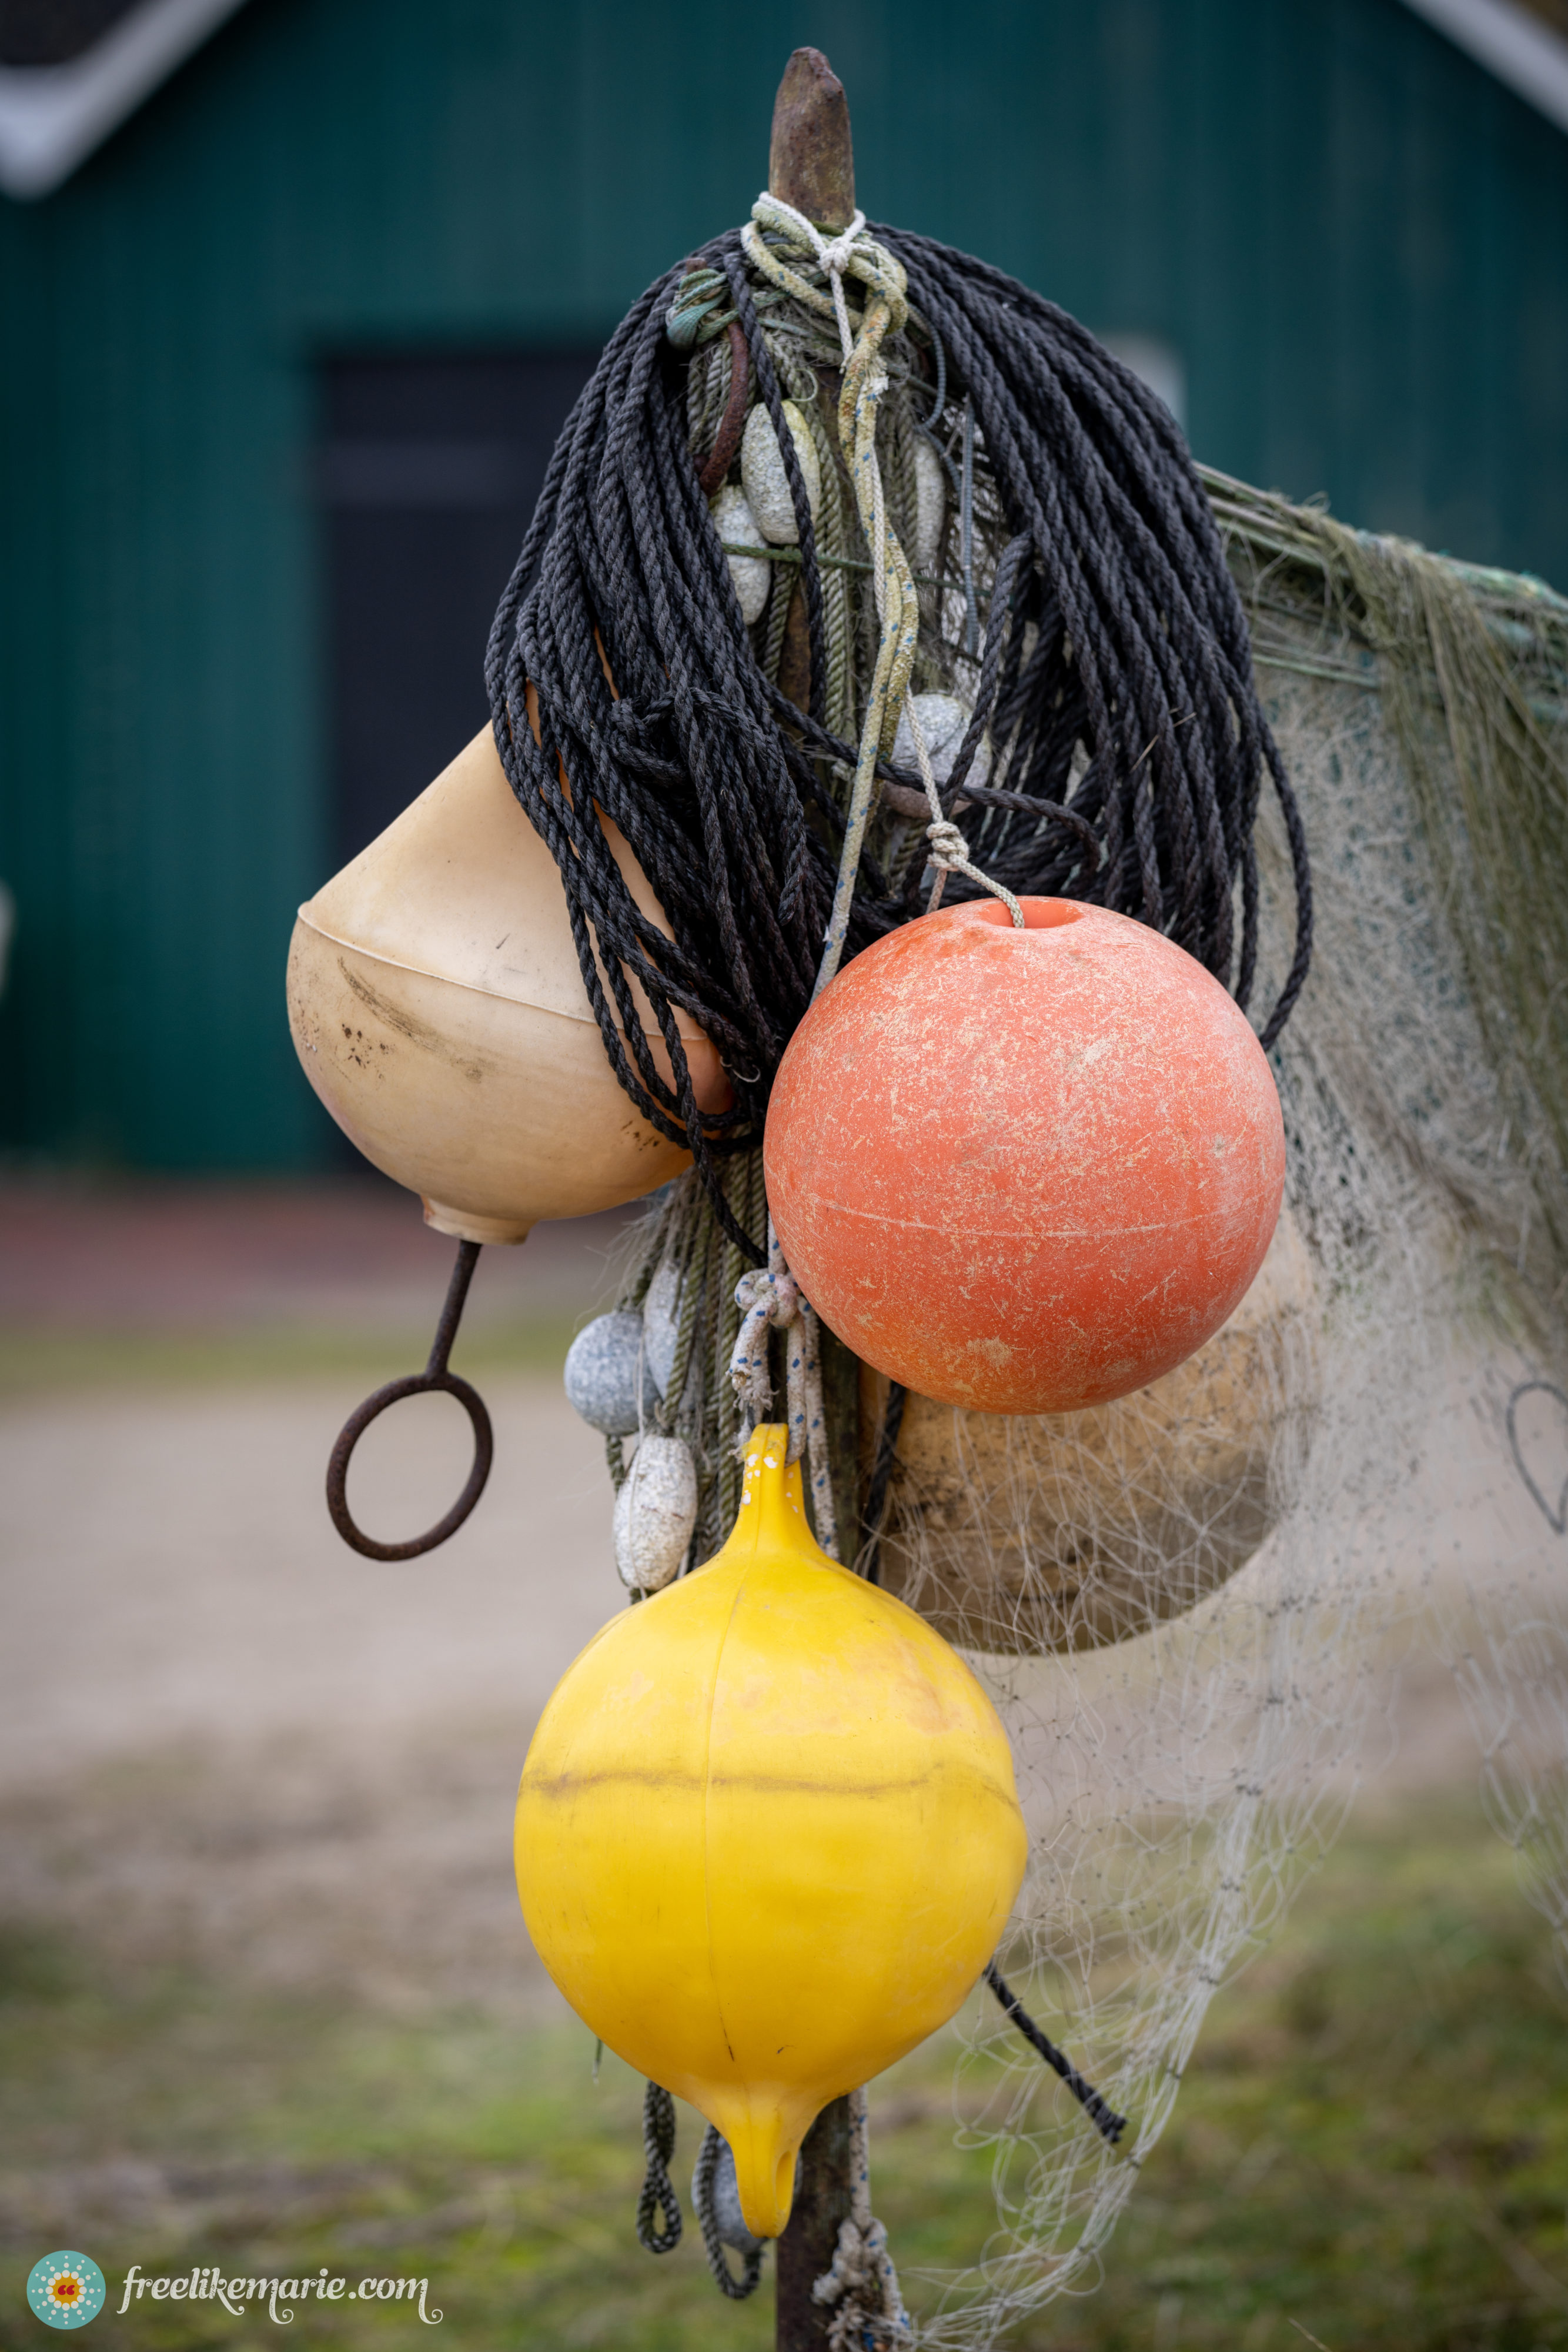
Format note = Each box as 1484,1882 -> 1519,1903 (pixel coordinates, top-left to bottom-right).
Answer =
326,1369 -> 494,1561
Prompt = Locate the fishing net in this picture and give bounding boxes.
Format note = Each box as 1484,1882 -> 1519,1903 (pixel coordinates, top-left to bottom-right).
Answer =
893,490 -> 1568,2344
586,484 -> 1568,2340
527,209 -> 1568,2337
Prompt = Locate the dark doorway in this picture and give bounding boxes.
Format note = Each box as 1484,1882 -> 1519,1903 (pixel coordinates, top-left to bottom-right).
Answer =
320,349 -> 600,867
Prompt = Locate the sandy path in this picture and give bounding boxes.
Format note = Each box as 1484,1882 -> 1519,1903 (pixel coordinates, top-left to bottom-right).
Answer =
0,1376 -> 614,1784
0,1376 -> 624,2008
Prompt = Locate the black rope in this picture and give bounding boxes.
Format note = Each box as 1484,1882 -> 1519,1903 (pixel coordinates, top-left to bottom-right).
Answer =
636,2081 -> 683,2253
483,222 -> 1313,1220
860,1380 -> 907,1586
875,225 -> 1313,1047
984,1962 -> 1126,2146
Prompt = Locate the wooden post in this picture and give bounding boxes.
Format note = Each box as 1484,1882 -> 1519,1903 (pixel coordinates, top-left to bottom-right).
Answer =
770,45 -> 852,720
775,2097 -> 852,2349
768,45 -> 855,232
769,55 -> 859,2349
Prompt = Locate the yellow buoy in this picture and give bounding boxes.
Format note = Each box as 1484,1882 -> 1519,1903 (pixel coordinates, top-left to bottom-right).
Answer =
515,1423 -> 1027,2240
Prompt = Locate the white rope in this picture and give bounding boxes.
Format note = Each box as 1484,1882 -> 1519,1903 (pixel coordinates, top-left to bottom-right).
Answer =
811,2087 -> 911,2350
746,193 -> 1022,956
727,1225 -> 838,1558
747,192 -> 867,367
902,696 -> 1024,923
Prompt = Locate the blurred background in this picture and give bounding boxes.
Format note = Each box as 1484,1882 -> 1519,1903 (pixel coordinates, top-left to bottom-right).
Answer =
2,3 -> 1567,2346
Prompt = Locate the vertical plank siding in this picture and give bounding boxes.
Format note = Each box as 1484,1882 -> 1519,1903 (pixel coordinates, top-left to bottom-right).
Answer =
0,0 -> 1564,1168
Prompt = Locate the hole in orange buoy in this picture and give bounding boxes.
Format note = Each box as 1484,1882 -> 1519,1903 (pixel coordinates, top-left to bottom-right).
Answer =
972,897 -> 1087,930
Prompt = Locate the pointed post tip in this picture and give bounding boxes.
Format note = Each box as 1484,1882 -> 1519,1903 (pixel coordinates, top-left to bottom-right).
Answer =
768,46 -> 855,233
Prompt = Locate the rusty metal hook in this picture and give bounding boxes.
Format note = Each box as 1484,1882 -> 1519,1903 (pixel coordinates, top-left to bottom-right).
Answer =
326,1239 -> 494,1560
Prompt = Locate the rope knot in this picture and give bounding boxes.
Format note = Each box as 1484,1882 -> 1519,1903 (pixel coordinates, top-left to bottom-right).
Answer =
728,1257 -> 803,1431
815,219 -> 868,279
924,817 -> 971,871
733,1265 -> 799,1326
811,2216 -> 912,2350
910,728 -> 1024,922
745,193 -> 907,356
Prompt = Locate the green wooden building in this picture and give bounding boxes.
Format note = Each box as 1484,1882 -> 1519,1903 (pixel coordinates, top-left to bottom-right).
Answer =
2,0 -> 1565,1172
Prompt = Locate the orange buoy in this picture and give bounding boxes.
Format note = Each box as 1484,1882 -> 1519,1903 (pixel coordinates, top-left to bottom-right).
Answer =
764,897 -> 1285,1415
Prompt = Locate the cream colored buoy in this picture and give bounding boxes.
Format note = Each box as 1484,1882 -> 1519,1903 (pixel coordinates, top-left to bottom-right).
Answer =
870,1211 -> 1320,1654
613,1433 -> 699,1593
890,691 -> 991,790
287,728 -> 728,1244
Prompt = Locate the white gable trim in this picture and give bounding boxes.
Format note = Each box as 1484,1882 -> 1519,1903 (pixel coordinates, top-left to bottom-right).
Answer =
0,0 -> 250,201
1400,0 -> 1568,134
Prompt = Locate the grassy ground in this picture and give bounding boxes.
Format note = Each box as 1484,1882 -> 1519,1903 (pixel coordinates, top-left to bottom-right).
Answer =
2,1789 -> 1566,2350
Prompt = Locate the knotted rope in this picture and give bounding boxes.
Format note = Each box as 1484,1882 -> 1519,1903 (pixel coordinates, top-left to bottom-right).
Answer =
745,193 -> 1023,981
728,195 -> 1013,1587
728,1225 -> 838,1558
811,2087 -> 911,2351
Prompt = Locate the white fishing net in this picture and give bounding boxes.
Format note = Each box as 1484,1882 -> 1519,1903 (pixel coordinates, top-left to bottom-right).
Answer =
872,494 -> 1568,2345
590,382 -> 1568,2333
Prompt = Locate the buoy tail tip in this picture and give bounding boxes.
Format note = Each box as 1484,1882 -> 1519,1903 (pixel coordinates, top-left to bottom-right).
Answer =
729,2124 -> 802,2241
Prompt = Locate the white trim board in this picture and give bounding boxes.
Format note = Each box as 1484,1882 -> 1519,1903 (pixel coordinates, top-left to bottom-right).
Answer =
1399,0 -> 1568,135
0,0 -> 250,200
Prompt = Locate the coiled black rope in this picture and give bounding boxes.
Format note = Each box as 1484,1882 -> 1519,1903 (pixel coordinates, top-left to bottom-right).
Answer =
484,224 -> 1312,1258
875,226 -> 1312,1044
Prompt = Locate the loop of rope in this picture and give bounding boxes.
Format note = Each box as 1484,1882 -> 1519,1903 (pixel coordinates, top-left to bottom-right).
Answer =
811,2088 -> 911,2350
692,2125 -> 765,2301
635,2082 -> 683,2255
729,1258 -> 798,1424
